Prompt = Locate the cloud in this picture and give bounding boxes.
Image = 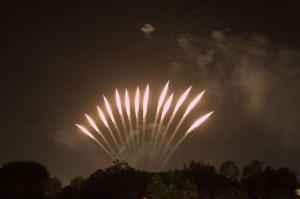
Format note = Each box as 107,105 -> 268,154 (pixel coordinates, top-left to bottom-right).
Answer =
141,23 -> 155,38
169,30 -> 300,161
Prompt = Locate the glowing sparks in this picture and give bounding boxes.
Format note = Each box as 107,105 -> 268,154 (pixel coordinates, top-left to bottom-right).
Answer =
184,90 -> 205,117
174,86 -> 192,113
125,89 -> 131,118
116,89 -> 123,115
85,114 -> 100,133
143,84 -> 149,120
76,82 -> 213,171
97,106 -> 108,127
75,124 -> 115,160
186,111 -> 214,134
161,93 -> 173,121
103,96 -> 116,123
157,81 -> 169,111
135,87 -> 140,117
150,81 -> 170,153
76,124 -> 96,141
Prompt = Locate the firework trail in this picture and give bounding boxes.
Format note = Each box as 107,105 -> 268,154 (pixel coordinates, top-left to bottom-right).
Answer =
149,82 -> 169,168
97,106 -> 122,159
142,84 -> 149,170
154,90 -> 206,168
151,93 -> 174,168
115,89 -> 131,161
134,87 -> 141,166
158,111 -> 214,170
76,82 -> 213,171
154,87 -> 192,164
75,124 -> 116,160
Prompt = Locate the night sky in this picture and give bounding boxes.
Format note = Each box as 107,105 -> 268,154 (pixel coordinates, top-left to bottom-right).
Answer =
1,0 -> 300,185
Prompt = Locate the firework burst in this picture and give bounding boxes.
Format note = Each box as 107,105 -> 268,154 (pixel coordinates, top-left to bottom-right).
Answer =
76,82 -> 213,171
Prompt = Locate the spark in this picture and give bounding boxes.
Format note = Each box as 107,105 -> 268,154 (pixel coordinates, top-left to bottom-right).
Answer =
153,87 -> 192,168
97,106 -> 109,127
125,89 -> 135,155
135,87 -> 141,167
75,124 -> 115,159
85,114 -> 100,133
152,93 -> 174,168
76,82 -> 213,171
186,112 -> 214,135
104,96 -> 125,153
97,106 -> 122,158
150,81 -> 169,161
166,90 -> 205,149
116,89 -> 131,161
154,93 -> 174,147
125,89 -> 133,132
142,84 -> 149,170
158,111 -> 213,170
156,90 -> 205,169
143,84 -> 149,121
184,90 -> 205,117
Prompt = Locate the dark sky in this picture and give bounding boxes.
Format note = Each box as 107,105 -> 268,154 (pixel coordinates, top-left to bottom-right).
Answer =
1,0 -> 300,185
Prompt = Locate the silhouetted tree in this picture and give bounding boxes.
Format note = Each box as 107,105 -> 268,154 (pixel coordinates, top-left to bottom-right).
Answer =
219,160 -> 240,182
69,176 -> 85,190
44,177 -> 62,199
146,172 -> 198,199
146,174 -> 167,199
264,166 -> 298,198
181,179 -> 198,199
59,186 -> 80,199
182,160 -> 218,198
81,160 -> 150,199
241,159 -> 265,199
240,160 -> 298,199
0,161 -> 50,199
216,160 -> 240,198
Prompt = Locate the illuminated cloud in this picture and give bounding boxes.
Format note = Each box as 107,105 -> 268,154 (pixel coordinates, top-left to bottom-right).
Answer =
171,30 -> 300,152
141,23 -> 155,38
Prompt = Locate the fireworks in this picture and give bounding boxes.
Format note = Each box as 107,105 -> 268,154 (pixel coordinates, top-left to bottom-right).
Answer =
76,82 -> 213,171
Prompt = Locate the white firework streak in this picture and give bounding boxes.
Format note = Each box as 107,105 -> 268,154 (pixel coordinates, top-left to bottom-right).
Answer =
155,90 -> 205,169
151,93 -> 174,168
158,111 -> 214,170
75,82 -> 213,171
154,86 -> 192,168
103,96 -> 129,161
84,113 -> 119,159
115,89 -> 133,163
149,81 -> 169,170
142,84 -> 149,170
75,124 -> 116,160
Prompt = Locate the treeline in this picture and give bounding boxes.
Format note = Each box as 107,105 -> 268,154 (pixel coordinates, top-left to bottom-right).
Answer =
0,160 -> 299,199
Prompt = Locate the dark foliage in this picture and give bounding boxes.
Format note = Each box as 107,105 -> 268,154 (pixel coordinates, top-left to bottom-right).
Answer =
81,160 -> 151,199
0,159 -> 298,199
0,160 -> 62,199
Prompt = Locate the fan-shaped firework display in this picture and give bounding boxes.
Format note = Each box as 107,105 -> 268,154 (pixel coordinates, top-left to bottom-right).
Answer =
76,82 -> 213,171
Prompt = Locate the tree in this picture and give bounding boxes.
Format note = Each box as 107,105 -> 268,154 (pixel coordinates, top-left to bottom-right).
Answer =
181,179 -> 198,199
182,160 -> 218,198
241,159 -> 264,181
146,172 -> 198,199
44,177 -> 62,199
69,176 -> 85,190
219,160 -> 240,182
146,174 -> 166,199
264,166 -> 298,198
241,159 -> 265,199
59,186 -> 80,199
81,160 -> 149,199
0,161 -> 50,199
217,160 -> 240,199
